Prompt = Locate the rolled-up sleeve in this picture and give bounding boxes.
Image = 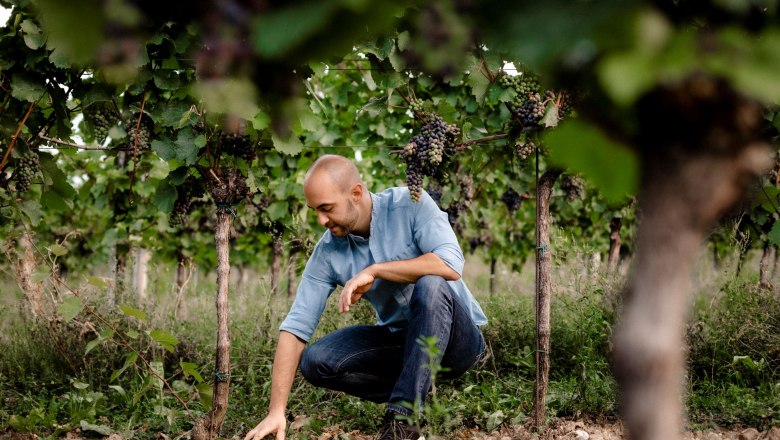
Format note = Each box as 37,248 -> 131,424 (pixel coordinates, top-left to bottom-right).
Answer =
412,191 -> 465,275
279,243 -> 335,342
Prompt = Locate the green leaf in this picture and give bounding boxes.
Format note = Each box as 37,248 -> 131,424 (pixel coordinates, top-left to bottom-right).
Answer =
126,330 -> 139,339
85,329 -> 114,355
35,0 -> 103,65
160,102 -> 194,127
110,351 -> 138,381
85,275 -> 107,289
767,221 -> 780,247
152,137 -> 176,161
20,200 -> 43,226
72,381 -> 90,390
196,382 -> 213,409
467,58 -> 490,102
180,361 -> 204,383
40,190 -> 72,211
20,19 -> 46,50
173,129 -> 199,165
597,51 -> 657,107
58,296 -> 83,322
267,201 -> 289,221
545,120 -> 638,203
252,2 -> 333,58
11,74 -> 45,102
118,305 -> 148,322
271,132 -> 303,156
149,329 -> 179,352
153,70 -> 182,91
486,410 -> 505,431
49,244 -> 67,256
155,179 -> 177,213
252,111 -> 271,131
80,420 -> 111,436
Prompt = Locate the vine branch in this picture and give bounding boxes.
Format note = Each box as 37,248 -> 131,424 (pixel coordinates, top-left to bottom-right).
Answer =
458,134 -> 509,148
38,134 -> 132,151
129,92 -> 148,203
0,101 -> 36,173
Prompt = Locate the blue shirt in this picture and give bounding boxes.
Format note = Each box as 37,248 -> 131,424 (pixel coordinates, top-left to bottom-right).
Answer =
280,187 -> 488,342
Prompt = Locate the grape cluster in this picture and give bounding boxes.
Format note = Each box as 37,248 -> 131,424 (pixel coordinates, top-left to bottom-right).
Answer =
85,105 -> 118,144
13,151 -> 41,193
128,113 -> 152,153
499,74 -> 541,114
169,177 -> 205,227
560,174 -> 585,201
221,132 -> 256,161
401,112 -> 461,201
409,98 -> 425,115
501,188 -> 523,213
516,94 -> 546,127
515,140 -> 535,160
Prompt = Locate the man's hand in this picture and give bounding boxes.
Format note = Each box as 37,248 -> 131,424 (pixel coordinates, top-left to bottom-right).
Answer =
244,413 -> 286,440
340,269 -> 375,312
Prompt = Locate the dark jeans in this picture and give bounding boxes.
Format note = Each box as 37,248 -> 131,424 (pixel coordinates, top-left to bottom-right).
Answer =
300,275 -> 485,416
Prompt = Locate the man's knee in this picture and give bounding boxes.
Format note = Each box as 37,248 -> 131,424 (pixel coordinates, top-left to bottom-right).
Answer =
300,344 -> 332,384
411,275 -> 452,309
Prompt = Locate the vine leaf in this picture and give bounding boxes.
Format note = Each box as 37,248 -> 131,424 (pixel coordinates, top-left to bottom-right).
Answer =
58,296 -> 83,322
545,119 -> 637,204
768,221 -> 780,247
467,57 -> 490,102
180,361 -> 204,383
149,329 -> 179,353
85,328 -> 114,355
110,352 -> 139,382
20,19 -> 46,50
272,132 -> 303,155
155,179 -> 177,213
11,74 -> 45,102
119,305 -> 148,322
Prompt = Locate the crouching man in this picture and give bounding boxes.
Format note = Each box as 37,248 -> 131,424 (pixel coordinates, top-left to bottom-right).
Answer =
244,154 -> 487,440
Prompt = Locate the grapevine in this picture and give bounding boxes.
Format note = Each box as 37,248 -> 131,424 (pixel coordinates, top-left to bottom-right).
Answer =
501,188 -> 523,213
560,174 -> 586,201
128,113 -> 153,153
169,176 -> 206,227
84,104 -> 119,144
12,151 -> 41,193
401,112 -> 461,201
220,132 -> 256,162
515,140 -> 536,161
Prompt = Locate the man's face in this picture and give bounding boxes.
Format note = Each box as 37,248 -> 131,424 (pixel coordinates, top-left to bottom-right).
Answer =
304,172 -> 360,237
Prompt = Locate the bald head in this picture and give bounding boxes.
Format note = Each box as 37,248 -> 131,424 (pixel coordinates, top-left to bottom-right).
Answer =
304,154 -> 363,194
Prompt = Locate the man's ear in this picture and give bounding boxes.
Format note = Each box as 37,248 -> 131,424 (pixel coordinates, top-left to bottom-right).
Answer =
350,183 -> 363,201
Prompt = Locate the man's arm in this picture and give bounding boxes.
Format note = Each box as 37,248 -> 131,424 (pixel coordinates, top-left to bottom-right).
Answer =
244,331 -> 306,440
339,252 -> 458,312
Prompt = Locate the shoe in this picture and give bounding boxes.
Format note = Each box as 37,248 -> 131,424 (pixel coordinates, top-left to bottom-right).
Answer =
377,411 -> 421,440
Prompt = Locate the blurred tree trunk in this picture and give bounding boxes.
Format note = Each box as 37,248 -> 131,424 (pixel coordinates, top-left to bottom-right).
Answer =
612,78 -> 771,440
607,217 -> 622,272
532,168 -> 561,429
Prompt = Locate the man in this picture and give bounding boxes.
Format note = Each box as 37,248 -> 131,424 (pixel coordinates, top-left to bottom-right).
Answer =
245,155 -> 487,440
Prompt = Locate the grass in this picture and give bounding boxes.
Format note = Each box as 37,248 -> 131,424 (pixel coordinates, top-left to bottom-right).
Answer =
0,242 -> 779,437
